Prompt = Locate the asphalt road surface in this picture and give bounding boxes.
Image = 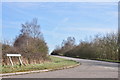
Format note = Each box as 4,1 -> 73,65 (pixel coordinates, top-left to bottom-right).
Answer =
3,55 -> 119,78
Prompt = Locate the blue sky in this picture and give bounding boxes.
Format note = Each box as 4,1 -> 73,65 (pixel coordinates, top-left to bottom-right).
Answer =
2,2 -> 118,53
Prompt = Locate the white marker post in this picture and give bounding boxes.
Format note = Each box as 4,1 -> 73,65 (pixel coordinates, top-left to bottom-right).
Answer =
7,54 -> 23,66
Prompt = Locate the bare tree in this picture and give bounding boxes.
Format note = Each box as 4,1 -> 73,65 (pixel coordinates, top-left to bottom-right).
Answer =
21,18 -> 43,39
14,18 -> 49,64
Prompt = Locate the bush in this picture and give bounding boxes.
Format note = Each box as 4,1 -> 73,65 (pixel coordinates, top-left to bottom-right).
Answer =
52,33 -> 119,61
2,18 -> 49,65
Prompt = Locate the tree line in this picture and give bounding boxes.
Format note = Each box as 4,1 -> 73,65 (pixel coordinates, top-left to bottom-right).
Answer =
2,18 -> 49,65
51,33 -> 119,62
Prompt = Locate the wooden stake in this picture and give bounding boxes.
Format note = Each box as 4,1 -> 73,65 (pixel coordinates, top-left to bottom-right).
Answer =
9,56 -> 13,66
18,56 -> 23,65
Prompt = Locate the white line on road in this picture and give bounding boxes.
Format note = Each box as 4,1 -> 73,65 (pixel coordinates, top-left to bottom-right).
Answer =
103,67 -> 116,70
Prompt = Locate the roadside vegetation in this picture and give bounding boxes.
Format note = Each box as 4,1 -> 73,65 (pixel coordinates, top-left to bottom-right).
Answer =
0,56 -> 78,73
1,18 -> 119,74
2,18 -> 49,65
51,33 -> 120,63
1,19 -> 79,74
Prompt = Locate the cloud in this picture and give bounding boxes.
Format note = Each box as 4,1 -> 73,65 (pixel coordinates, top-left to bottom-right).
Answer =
11,3 -> 47,9
2,0 -> 119,2
3,2 -> 39,8
63,18 -> 69,22
43,26 -> 117,42
60,27 -> 117,33
43,29 -> 68,39
2,21 -> 23,29
91,2 -> 118,6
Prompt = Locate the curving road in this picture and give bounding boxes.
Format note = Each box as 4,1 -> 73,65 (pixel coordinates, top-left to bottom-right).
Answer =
3,55 -> 119,78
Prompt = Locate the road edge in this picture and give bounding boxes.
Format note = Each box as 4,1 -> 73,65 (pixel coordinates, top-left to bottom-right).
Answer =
0,62 -> 80,77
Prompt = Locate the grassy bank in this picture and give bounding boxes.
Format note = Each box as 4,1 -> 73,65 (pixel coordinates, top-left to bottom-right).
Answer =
0,56 -> 79,74
93,58 -> 120,63
68,56 -> 120,63
67,55 -> 120,63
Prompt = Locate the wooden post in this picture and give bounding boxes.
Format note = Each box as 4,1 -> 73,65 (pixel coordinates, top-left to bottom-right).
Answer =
18,56 -> 23,65
9,56 -> 13,66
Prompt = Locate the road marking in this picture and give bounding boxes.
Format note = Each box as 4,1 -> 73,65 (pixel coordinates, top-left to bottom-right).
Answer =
103,67 -> 116,70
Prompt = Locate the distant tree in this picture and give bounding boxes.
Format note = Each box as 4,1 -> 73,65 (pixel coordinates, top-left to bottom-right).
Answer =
51,37 -> 76,56
61,37 -> 75,53
93,33 -> 118,60
61,37 -> 75,49
51,33 -> 119,61
51,45 -> 62,55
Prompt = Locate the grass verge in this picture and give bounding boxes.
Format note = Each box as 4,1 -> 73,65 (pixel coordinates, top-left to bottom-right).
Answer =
0,56 -> 79,74
63,55 -> 120,63
93,58 -> 120,63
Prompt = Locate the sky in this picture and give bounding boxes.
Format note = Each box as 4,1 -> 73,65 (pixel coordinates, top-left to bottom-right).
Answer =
2,2 -> 118,53
1,0 -> 119,2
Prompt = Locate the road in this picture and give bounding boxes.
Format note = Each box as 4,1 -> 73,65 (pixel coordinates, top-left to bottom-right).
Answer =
3,55 -> 119,78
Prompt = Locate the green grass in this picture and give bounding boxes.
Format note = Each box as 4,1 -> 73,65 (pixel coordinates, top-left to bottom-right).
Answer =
94,58 -> 120,63
65,55 -> 120,63
73,56 -> 120,63
0,56 -> 79,74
